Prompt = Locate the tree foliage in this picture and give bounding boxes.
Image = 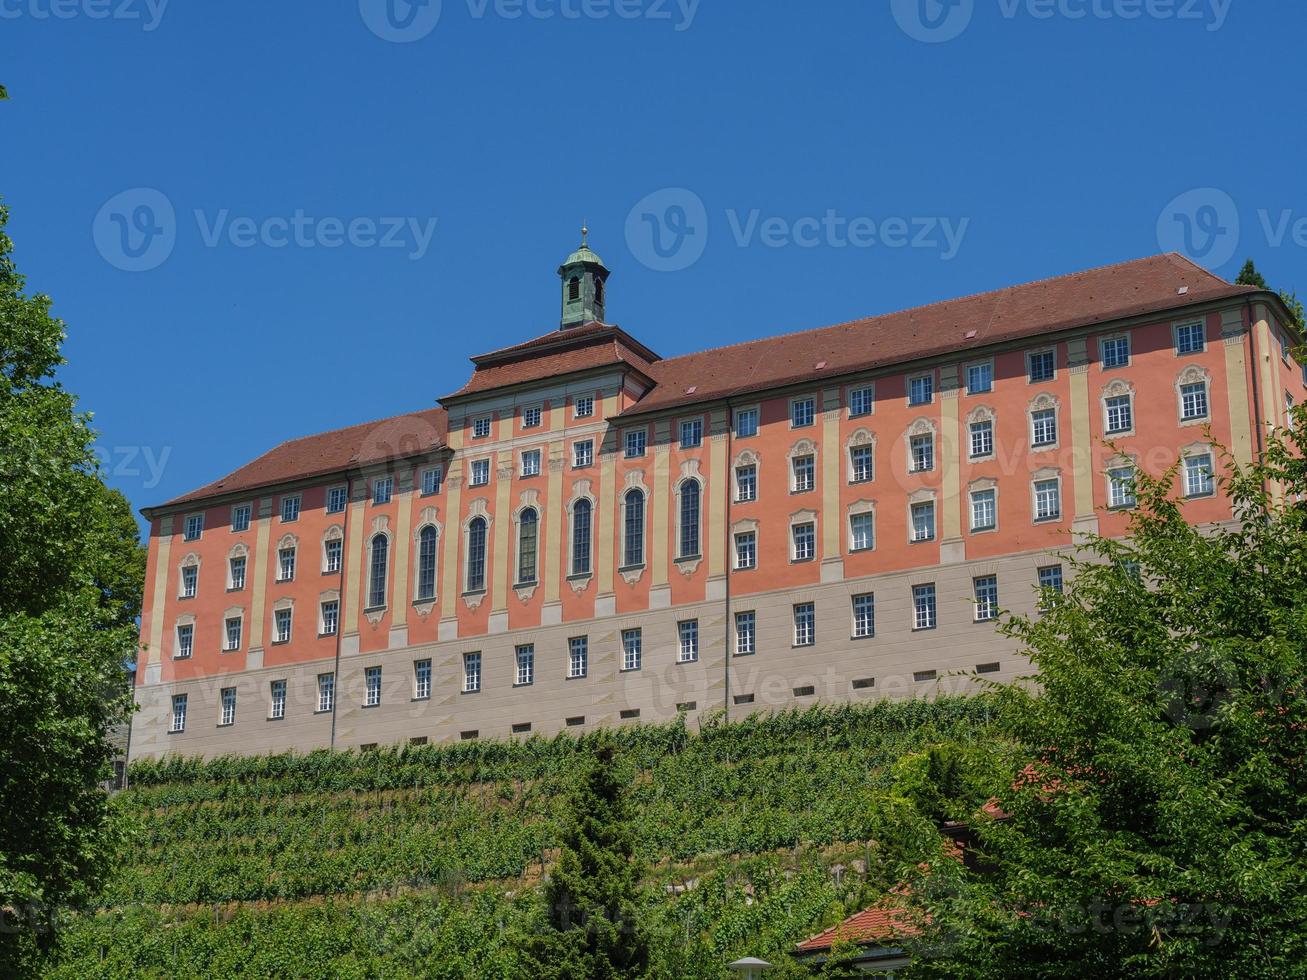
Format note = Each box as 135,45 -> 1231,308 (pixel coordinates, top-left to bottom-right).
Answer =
1235,257 -> 1304,332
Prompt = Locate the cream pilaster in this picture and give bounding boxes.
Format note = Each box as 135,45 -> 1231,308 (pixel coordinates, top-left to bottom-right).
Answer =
1065,338 -> 1097,533
820,387 -> 844,581
938,366 -> 964,563
1221,308 -> 1255,467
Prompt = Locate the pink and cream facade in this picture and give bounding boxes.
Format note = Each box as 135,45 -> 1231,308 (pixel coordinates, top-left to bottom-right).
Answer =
130,249 -> 1305,759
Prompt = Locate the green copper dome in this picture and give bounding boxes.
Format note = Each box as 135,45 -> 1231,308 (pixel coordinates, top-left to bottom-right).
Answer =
558,228 -> 610,329
561,242 -> 606,270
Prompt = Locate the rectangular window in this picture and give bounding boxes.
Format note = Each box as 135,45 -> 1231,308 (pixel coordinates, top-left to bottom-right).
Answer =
974,575 -> 999,622
170,693 -> 187,733
278,546 -> 296,582
792,522 -> 816,561
850,512 -> 874,552
515,644 -> 534,686
472,416 -> 492,439
680,418 -> 703,448
966,362 -> 993,395
327,486 -> 348,513
970,488 -> 997,532
1109,466 -> 1136,509
736,464 -> 757,502
325,538 -> 343,573
1287,393 -> 1296,427
421,468 -> 443,496
677,620 -> 699,663
365,666 -> 382,706
269,680 -> 286,720
181,565 -> 197,598
229,556 -> 246,591
184,514 -> 204,541
735,407 -> 759,438
913,584 -> 937,630
1031,409 -> 1057,447
413,659 -> 432,700
849,386 -> 874,417
224,616 -> 242,651
522,406 -> 542,429
735,531 -> 756,570
317,672 -> 335,713
850,445 -> 874,483
1175,321 -> 1206,354
852,593 -> 875,638
623,429 -> 647,458
1038,564 -> 1064,593
274,608 -> 292,644
1105,395 -> 1133,434
621,628 -> 642,671
462,653 -> 481,693
1280,331 -> 1291,362
911,501 -> 936,542
372,476 -> 393,505
573,440 -> 593,468
735,611 -> 756,655
793,602 -> 815,646
1034,479 -> 1061,521
1180,382 -> 1209,421
910,434 -> 934,472
220,687 -> 236,726
470,459 -> 490,487
1101,335 -> 1131,368
1027,349 -> 1055,383
568,637 -> 588,679
321,600 -> 339,636
969,419 -> 994,459
908,374 -> 934,406
281,495 -> 301,523
791,397 -> 815,428
574,395 -> 594,418
792,454 -> 815,492
231,504 -> 251,532
175,624 -> 193,659
1185,453 -> 1214,497
521,449 -> 541,477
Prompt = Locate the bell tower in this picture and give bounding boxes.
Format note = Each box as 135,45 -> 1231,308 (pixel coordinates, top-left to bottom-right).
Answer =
558,225 -> 610,329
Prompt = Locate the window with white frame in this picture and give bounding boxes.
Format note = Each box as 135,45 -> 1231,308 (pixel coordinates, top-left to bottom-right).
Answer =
365,666 -> 382,706
966,362 -> 993,395
516,508 -> 539,584
849,386 -> 874,417
1101,335 -> 1130,369
849,512 -> 874,552
175,624 -> 193,659
1034,478 -> 1061,521
791,397 -> 815,428
413,658 -> 432,700
470,459 -> 490,487
677,620 -> 699,662
1286,393 -> 1296,427
792,521 -> 816,561
624,429 -> 647,458
735,407 -> 759,437
910,433 -> 935,472
219,687 -> 236,726
417,526 -> 438,599
317,672 -> 335,712
969,419 -> 993,459
621,629 -> 642,671
1108,465 -> 1136,509
274,608 -> 292,644
367,534 -> 388,607
1175,321 -> 1205,354
1031,408 -> 1057,447
912,584 -> 937,630
908,374 -> 934,406
229,555 -> 246,591
736,464 -> 757,502
793,603 -> 815,646
324,537 -> 343,573
735,611 -> 756,655
472,416 -> 492,439
522,406 -> 542,429
327,487 -> 348,513
679,480 -> 701,558
1184,453 -> 1214,497
850,445 -> 874,483
466,517 -> 487,591
573,440 -> 593,468
232,504 -> 251,531
571,499 -> 593,575
1027,350 -> 1055,383
970,488 -> 997,532
680,418 -> 703,448
515,644 -> 534,686
462,653 -> 481,693
1038,564 -> 1064,594
224,616 -> 242,651
735,531 -> 756,570
792,454 -> 815,492
372,476 -> 393,505
911,501 -> 936,542
184,514 -> 204,541
521,448 -> 542,477
974,575 -> 999,622
1104,394 -> 1133,434
281,495 -> 301,523
852,593 -> 875,638
170,693 -> 187,733
278,546 -> 296,582
574,395 -> 594,418
181,564 -> 197,598
1180,381 -> 1209,421
1279,331 -> 1291,362
421,468 -> 443,496
270,680 -> 286,720
321,600 -> 339,636
568,637 -> 588,678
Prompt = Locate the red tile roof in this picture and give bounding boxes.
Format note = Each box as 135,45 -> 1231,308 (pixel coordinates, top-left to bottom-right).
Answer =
795,901 -> 920,953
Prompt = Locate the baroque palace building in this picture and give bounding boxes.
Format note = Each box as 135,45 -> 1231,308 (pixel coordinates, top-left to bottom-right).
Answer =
129,241 -> 1305,760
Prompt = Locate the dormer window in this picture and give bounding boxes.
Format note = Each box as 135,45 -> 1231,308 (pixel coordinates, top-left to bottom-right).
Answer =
568,277 -> 581,301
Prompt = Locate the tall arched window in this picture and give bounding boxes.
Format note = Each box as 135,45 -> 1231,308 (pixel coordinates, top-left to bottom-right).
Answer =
572,499 -> 592,576
368,534 -> 388,608
416,526 -> 437,600
517,508 -> 539,585
594,278 -> 604,305
623,489 -> 645,567
679,479 -> 701,558
467,517 -> 487,591
568,276 -> 581,301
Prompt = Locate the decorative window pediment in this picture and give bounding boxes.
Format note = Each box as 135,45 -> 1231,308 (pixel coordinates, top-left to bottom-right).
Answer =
1101,378 -> 1135,399
1176,364 -> 1212,387
906,417 -> 937,438
966,404 -> 996,425
787,438 -> 818,460
1029,392 -> 1060,412
907,487 -> 937,505
968,476 -> 998,493
734,447 -> 761,468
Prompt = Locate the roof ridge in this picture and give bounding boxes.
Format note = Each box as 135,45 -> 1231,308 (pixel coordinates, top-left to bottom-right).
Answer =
272,405 -> 445,448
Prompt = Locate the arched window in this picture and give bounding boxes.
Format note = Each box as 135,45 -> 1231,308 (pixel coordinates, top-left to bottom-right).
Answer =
416,526 -> 437,600
594,278 -> 604,305
467,517 -> 487,591
679,479 -> 701,558
517,508 -> 539,585
368,534 -> 388,609
623,489 -> 645,567
572,499 -> 592,576
568,276 -> 581,301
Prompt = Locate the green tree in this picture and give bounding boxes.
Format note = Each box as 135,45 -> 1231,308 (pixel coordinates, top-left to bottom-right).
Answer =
521,738 -> 651,979
907,429 -> 1307,978
1236,258 -> 1267,288
1235,258 -> 1304,332
0,198 -> 145,976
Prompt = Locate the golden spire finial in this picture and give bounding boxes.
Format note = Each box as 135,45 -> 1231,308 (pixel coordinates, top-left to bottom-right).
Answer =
581,220 -> 588,246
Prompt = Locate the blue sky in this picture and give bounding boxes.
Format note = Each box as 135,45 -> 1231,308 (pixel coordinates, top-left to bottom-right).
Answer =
2,0 -> 1301,532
